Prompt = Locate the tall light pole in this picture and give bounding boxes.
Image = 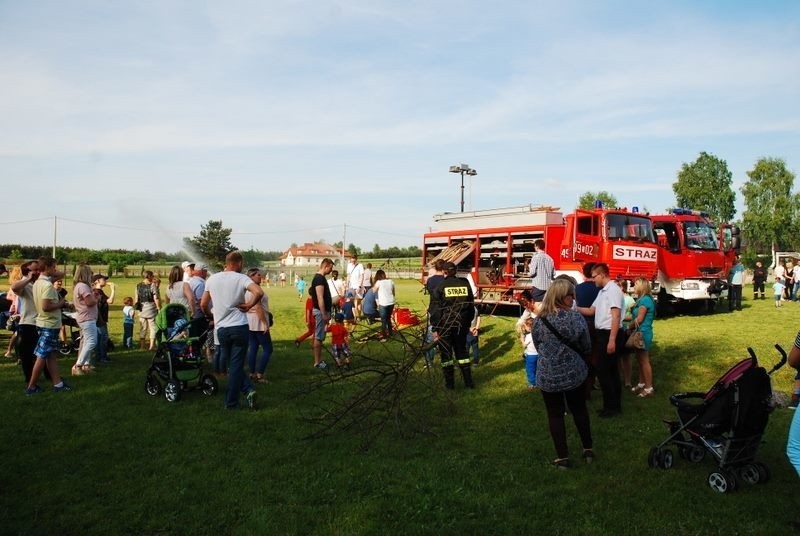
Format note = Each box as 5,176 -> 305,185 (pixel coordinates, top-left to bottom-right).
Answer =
449,163 -> 477,212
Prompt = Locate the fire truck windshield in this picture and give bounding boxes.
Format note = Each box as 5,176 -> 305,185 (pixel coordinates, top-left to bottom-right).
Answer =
605,214 -> 654,242
684,220 -> 719,250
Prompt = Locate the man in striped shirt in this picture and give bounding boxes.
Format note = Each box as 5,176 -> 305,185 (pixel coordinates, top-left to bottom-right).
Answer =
528,239 -> 555,302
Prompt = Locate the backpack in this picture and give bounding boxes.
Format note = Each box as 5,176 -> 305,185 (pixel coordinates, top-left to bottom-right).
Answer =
136,283 -> 153,310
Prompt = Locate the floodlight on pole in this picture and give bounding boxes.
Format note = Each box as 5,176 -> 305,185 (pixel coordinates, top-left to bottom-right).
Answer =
449,163 -> 477,212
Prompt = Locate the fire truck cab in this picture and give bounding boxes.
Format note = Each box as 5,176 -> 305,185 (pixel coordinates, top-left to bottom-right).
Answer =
651,208 -> 740,311
422,204 -> 658,307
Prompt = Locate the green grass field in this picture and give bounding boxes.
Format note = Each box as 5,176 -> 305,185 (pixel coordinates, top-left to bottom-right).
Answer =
0,278 -> 798,535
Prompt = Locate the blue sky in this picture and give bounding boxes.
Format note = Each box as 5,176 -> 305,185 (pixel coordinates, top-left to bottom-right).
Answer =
1,1 -> 798,254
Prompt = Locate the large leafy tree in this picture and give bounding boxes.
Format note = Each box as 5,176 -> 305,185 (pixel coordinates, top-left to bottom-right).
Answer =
578,191 -> 617,210
184,220 -> 236,269
673,152 -> 736,223
740,157 -> 799,254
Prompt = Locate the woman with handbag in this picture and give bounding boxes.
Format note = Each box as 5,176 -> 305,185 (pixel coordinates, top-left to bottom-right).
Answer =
630,278 -> 656,397
531,278 -> 594,469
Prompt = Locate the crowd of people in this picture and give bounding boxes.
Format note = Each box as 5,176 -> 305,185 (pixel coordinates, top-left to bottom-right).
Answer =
4,251 -> 800,476
294,256 -> 398,370
505,239 -> 661,467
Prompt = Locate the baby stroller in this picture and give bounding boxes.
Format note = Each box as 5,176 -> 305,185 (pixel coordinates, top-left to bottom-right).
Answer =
648,345 -> 786,493
145,303 -> 218,403
58,312 -> 81,355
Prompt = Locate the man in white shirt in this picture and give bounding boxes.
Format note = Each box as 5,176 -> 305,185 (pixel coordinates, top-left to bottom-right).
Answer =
201,251 -> 263,410
577,262 -> 623,418
346,255 -> 365,316
793,263 -> 800,301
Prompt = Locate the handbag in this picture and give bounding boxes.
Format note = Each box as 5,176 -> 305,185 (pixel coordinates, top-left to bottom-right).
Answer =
625,325 -> 645,350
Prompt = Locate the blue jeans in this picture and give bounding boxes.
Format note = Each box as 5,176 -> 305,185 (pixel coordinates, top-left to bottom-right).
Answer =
218,324 -> 252,409
379,304 -> 394,336
96,324 -> 109,361
247,330 -> 273,375
123,322 -> 133,348
466,332 -> 479,362
525,353 -> 539,387
212,345 -> 226,373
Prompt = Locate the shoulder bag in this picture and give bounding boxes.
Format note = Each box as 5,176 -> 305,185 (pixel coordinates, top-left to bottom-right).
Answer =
625,322 -> 645,350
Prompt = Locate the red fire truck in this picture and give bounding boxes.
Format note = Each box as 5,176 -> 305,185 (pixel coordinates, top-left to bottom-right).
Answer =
422,204 -> 659,306
651,208 -> 741,312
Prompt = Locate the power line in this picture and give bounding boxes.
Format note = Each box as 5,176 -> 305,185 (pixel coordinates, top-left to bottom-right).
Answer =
0,217 -> 54,225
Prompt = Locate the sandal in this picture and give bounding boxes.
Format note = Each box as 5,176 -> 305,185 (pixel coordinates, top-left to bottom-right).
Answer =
631,383 -> 645,394
638,387 -> 655,398
582,449 -> 595,464
551,458 -> 572,470
255,375 -> 268,384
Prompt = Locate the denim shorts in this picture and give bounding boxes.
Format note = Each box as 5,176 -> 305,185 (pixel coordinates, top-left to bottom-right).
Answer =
34,327 -> 61,358
313,309 -> 327,341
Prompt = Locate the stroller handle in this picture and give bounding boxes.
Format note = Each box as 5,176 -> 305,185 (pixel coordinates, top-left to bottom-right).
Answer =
769,344 -> 788,375
669,392 -> 707,414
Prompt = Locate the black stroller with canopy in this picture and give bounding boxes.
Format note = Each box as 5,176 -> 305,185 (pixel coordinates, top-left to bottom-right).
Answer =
648,345 -> 786,493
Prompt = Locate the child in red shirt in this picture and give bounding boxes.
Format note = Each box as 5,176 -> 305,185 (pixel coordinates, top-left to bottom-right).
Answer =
294,297 -> 315,347
327,313 -> 352,369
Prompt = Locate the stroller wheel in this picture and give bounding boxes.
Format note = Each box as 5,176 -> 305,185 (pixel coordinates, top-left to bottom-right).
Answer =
724,469 -> 739,491
658,449 -> 674,470
145,374 -> 161,397
753,462 -> 770,483
164,380 -> 181,403
687,446 -> 705,463
739,464 -> 761,485
647,447 -> 660,468
58,342 -> 72,356
708,471 -> 734,493
200,374 -> 218,396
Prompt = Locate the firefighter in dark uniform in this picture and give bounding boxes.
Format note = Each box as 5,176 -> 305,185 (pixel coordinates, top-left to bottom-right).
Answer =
429,262 -> 475,389
752,261 -> 767,300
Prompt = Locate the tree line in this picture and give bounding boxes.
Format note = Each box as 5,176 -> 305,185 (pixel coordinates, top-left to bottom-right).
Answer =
579,153 -> 797,262
0,220 -> 423,274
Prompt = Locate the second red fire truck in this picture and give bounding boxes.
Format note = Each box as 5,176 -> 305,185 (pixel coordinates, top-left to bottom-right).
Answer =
651,208 -> 740,312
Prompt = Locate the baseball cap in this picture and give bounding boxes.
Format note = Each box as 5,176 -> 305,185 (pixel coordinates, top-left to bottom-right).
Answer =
181,261 -> 194,270
443,262 -> 457,273
195,263 -> 209,271
92,273 -> 108,282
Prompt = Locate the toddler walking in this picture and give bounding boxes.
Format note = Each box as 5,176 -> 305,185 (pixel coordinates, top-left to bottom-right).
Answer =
328,313 -> 352,369
774,277 -> 785,308
522,317 -> 539,389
